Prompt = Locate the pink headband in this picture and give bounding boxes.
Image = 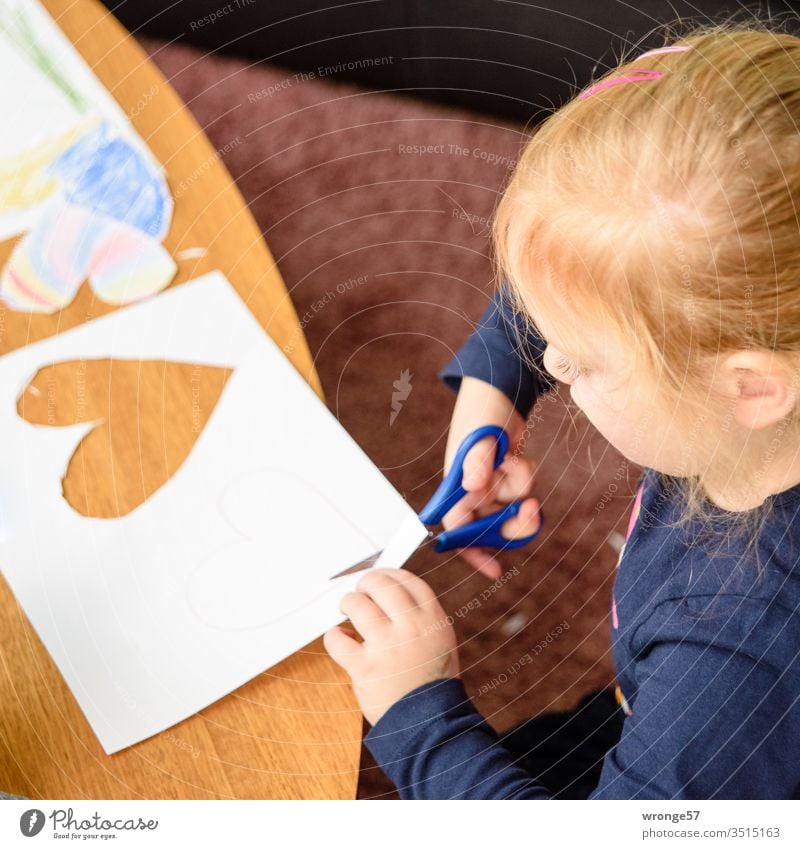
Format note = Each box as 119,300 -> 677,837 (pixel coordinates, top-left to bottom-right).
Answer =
578,44 -> 691,100
637,45 -> 692,59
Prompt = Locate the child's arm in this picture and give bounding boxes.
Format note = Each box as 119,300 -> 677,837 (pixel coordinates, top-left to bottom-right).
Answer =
438,285 -> 556,417
436,286 -> 555,577
333,583 -> 800,800
324,568 -> 554,799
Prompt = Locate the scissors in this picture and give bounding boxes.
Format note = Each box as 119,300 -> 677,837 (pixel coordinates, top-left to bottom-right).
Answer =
331,425 -> 544,577
418,424 -> 544,552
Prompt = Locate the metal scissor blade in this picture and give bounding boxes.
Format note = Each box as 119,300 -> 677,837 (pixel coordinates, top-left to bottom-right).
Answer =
328,525 -> 437,581
328,551 -> 383,580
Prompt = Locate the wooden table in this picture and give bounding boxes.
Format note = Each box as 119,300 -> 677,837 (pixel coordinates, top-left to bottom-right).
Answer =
0,0 -> 361,799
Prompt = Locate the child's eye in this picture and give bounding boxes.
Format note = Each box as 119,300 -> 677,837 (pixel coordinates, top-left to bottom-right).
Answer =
554,354 -> 590,381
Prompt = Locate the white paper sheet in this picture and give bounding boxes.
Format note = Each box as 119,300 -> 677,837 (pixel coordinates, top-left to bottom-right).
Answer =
0,272 -> 427,753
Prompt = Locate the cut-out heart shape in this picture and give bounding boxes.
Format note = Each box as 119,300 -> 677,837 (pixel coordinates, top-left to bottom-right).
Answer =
17,358 -> 232,517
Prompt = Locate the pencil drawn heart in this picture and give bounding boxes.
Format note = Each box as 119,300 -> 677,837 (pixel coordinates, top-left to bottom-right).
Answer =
185,468 -> 377,631
16,357 -> 232,517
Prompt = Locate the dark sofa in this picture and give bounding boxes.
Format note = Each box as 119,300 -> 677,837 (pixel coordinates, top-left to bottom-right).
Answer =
101,0 -> 790,123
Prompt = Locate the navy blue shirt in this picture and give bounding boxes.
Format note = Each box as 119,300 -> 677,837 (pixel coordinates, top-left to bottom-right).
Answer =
364,289 -> 800,799
437,286 -> 557,417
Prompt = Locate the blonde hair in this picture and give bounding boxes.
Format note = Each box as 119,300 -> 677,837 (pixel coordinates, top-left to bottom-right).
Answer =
492,10 -> 800,565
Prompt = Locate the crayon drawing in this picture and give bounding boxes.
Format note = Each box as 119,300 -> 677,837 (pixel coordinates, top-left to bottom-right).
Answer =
0,0 -> 175,313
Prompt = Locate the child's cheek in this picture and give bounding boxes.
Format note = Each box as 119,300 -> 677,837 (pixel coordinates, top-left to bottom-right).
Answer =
571,383 -> 628,446
568,377 -> 584,405
569,377 -> 597,413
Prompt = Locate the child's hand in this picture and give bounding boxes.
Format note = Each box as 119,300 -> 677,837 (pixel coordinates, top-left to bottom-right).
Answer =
324,568 -> 459,726
443,377 -> 542,579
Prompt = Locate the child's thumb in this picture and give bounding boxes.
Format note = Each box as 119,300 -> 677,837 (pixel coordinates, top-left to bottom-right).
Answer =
460,436 -> 498,490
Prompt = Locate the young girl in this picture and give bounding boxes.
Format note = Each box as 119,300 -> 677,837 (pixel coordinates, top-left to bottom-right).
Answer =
324,19 -> 800,799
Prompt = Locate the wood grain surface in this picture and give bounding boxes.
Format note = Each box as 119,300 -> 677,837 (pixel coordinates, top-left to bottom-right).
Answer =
0,0 -> 360,799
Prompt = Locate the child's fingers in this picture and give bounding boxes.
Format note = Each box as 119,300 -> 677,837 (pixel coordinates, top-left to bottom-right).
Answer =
460,436 -> 499,490
457,547 -> 503,579
441,489 -> 480,531
356,569 -> 419,619
472,469 -> 507,509
440,487 -> 506,577
323,624 -> 364,671
500,497 -> 542,541
496,455 -> 538,502
365,568 -> 438,608
338,590 -> 390,637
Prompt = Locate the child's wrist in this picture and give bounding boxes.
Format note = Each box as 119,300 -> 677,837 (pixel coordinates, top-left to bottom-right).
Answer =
365,675 -> 463,730
447,378 -> 523,467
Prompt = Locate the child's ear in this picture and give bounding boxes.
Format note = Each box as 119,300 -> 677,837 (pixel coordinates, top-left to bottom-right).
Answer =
718,350 -> 798,429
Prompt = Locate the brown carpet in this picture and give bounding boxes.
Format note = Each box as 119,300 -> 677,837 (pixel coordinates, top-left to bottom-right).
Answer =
137,36 -> 641,799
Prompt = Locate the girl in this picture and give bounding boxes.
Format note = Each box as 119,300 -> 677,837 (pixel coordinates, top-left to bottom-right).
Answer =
324,19 -> 800,799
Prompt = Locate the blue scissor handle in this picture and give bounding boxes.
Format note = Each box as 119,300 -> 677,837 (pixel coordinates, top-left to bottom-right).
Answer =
419,425 -> 509,525
419,425 -> 544,553
435,501 -> 545,553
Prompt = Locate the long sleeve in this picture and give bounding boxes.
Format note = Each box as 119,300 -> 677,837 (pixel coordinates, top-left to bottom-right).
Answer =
363,677 -> 553,799
438,286 -> 556,419
363,595 -> 800,799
